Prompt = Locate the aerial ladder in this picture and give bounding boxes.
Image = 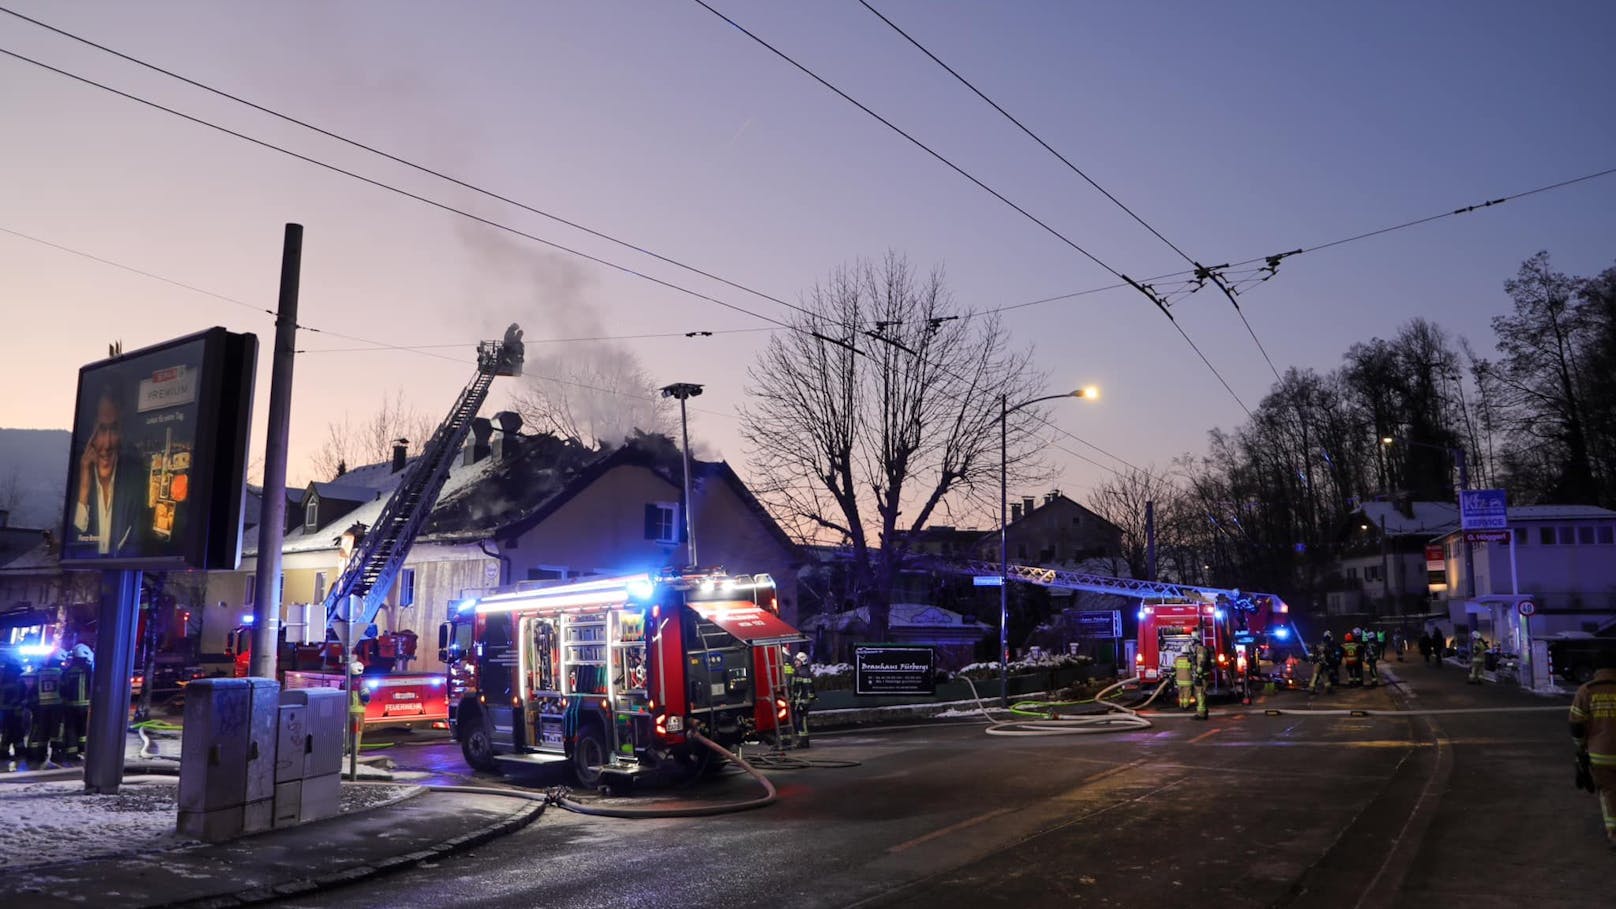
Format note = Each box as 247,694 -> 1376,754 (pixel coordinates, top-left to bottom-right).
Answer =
321,324 -> 524,644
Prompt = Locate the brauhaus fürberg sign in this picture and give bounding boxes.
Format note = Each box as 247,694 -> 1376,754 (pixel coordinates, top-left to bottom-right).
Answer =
854,645 -> 937,696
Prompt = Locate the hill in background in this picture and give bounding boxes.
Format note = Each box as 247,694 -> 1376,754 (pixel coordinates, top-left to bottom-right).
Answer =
0,428 -> 70,529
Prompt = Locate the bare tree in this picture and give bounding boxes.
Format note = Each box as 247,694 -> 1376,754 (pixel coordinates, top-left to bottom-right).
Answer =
307,388 -> 435,481
510,345 -> 672,449
740,253 -> 1046,640
1085,466 -> 1182,580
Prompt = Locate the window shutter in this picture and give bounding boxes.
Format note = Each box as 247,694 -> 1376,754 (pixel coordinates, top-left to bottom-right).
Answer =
645,504 -> 659,540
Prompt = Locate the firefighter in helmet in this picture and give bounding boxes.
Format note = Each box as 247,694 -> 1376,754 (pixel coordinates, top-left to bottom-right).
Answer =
1189,637 -> 1211,720
28,653 -> 64,763
1362,631 -> 1381,688
1341,632 -> 1363,686
61,644 -> 94,758
1174,642 -> 1196,709
0,658 -> 26,761
787,651 -> 815,748
1468,631 -> 1489,684
1309,631 -> 1336,696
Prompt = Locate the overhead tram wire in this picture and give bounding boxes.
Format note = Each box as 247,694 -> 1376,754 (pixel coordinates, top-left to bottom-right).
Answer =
694,1 -> 1254,419
0,223 -> 741,422
0,5 -> 820,326
860,0 -> 1285,386
0,46 -> 810,342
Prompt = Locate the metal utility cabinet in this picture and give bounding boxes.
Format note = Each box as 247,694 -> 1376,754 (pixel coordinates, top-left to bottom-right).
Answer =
274,686 -> 345,826
177,677 -> 280,841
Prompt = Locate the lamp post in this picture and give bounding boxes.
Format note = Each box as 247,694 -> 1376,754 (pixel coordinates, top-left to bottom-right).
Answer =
1000,386 -> 1098,707
661,382 -> 704,568
1380,435 -> 1471,598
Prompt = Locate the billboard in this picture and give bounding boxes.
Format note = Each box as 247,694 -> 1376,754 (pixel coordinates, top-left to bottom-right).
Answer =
1459,489 -> 1508,530
61,328 -> 257,570
854,645 -> 936,696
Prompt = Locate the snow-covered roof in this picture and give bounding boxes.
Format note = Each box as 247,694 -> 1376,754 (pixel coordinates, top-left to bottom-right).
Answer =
1506,504 -> 1616,521
275,451 -> 505,554
801,602 -> 992,632
1357,500 -> 1458,536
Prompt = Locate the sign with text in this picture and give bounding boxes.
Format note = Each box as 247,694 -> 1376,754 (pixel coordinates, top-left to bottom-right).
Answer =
1425,544 -> 1447,591
972,575 -> 1004,587
1464,529 -> 1510,544
854,645 -> 936,696
1075,609 -> 1123,639
1459,489 -> 1508,530
61,327 -> 257,570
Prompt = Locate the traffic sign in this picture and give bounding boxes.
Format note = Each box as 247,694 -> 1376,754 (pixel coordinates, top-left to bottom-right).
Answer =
1518,600 -> 1536,616
1464,529 -> 1510,544
1460,489 -> 1508,530
972,575 -> 1004,587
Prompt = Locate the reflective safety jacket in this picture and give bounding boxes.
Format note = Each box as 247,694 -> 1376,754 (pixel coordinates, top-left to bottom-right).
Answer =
1341,641 -> 1362,666
1570,668 -> 1616,773
32,666 -> 63,707
62,660 -> 92,707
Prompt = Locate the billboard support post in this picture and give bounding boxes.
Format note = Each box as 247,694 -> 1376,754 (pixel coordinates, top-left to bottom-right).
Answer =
85,569 -> 142,794
250,224 -> 303,678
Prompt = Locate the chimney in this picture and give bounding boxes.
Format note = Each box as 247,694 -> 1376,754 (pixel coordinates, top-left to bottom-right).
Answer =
1044,489 -> 1061,506
1011,503 -> 1023,523
1022,496 -> 1035,515
493,411 -> 523,460
392,438 -> 409,473
465,417 -> 493,465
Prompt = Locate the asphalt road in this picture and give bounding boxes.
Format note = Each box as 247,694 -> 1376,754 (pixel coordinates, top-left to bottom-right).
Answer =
277,662 -> 1605,908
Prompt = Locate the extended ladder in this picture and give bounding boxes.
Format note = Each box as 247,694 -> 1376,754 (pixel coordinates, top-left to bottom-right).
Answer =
323,328 -> 523,638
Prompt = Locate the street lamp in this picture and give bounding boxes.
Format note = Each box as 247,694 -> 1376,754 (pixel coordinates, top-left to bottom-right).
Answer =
999,386 -> 1099,707
661,382 -> 704,568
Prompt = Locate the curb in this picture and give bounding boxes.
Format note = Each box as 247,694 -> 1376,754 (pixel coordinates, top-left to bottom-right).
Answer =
158,791 -> 547,909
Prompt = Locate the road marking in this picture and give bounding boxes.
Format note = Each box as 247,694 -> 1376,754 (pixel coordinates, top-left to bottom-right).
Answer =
1188,726 -> 1223,744
887,806 -> 1017,853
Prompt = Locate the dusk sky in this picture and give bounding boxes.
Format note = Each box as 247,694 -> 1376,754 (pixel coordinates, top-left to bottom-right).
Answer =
4,1 -> 1614,520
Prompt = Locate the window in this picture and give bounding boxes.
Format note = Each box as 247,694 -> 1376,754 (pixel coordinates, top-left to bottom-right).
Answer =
398,568 -> 415,607
644,503 -> 678,543
1364,565 -> 1382,582
304,497 -> 319,532
1577,526 -> 1595,545
1558,526 -> 1575,545
1514,528 -> 1528,545
313,572 -> 327,602
1600,526 -> 1614,545
1346,566 -> 1358,580
245,574 -> 255,606
1540,527 -> 1557,545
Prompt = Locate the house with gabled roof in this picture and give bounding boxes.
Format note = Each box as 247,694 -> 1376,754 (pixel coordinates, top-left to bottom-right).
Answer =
202,431 -> 803,674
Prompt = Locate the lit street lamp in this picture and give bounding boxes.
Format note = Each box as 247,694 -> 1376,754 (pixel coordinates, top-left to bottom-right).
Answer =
661,382 -> 704,568
1000,386 -> 1099,707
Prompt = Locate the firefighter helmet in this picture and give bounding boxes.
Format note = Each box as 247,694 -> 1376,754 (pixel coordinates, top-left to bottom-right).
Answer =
71,644 -> 94,663
794,652 -> 809,665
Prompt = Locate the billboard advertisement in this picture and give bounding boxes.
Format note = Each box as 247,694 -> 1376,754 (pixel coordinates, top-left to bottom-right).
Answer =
60,327 -> 257,570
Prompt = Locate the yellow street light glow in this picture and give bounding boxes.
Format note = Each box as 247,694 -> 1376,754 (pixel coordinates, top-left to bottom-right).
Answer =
1079,386 -> 1100,400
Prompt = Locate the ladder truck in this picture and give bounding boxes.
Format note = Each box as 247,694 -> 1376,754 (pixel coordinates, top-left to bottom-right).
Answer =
275,325 -> 525,729
947,559 -> 1306,700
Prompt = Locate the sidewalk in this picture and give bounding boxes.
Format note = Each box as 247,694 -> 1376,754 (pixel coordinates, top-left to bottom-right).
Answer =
0,727 -> 546,909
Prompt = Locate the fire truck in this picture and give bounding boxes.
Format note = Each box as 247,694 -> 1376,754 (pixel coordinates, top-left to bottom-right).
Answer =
941,559 -> 1304,700
441,569 -> 805,786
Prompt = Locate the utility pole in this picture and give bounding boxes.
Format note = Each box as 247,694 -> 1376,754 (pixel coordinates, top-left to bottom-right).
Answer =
1145,500 -> 1156,581
1379,514 -> 1391,618
660,383 -> 703,568
251,224 -> 302,678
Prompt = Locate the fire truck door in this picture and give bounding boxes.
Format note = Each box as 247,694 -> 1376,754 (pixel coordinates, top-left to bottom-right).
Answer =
480,613 -> 520,750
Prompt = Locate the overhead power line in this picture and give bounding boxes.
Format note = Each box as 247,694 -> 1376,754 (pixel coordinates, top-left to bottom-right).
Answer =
0,5 -> 821,325
695,1 -> 1254,417
0,45 -> 802,338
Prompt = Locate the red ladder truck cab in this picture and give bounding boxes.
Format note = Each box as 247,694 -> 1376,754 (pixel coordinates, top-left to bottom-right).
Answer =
443,569 -> 804,787
1135,598 -> 1237,693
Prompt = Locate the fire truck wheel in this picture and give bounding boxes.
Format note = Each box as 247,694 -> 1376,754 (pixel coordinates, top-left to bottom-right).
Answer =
572,723 -> 609,788
460,709 -> 497,772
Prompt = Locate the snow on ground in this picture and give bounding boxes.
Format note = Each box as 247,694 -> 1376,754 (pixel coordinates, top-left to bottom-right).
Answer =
0,777 -> 420,872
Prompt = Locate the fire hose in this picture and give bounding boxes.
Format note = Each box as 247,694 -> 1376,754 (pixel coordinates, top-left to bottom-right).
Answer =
961,674 -> 1171,737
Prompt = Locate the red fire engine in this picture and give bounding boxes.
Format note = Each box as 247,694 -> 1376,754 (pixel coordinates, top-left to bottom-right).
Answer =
441,569 -> 804,786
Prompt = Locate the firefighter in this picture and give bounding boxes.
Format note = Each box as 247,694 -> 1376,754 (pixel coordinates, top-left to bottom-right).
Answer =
347,659 -> 369,762
0,658 -> 26,761
28,656 -> 64,763
61,644 -> 94,758
1174,643 -> 1196,709
1468,631 -> 1488,684
1569,649 -> 1616,847
1189,638 -> 1210,720
1308,633 -> 1335,696
1341,632 -> 1363,686
1363,632 -> 1381,688
787,651 -> 815,748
